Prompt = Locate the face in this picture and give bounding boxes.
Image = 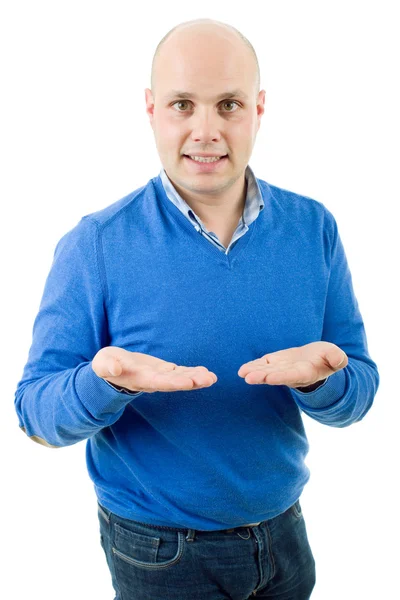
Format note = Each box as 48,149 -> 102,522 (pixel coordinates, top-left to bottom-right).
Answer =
145,27 -> 265,206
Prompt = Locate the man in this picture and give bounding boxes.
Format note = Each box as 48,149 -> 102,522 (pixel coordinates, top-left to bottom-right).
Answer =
15,17 -> 379,600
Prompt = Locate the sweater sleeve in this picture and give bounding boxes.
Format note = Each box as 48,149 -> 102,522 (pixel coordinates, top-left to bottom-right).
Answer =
14,216 -> 143,449
289,209 -> 380,427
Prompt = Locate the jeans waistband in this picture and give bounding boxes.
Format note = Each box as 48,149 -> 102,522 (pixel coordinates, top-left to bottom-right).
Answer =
98,501 -> 264,538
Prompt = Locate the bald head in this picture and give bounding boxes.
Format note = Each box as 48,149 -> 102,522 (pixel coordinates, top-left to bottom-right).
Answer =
144,19 -> 265,207
150,18 -> 260,99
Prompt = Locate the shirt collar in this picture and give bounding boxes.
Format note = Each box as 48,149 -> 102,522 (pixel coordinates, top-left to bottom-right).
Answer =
159,164 -> 264,228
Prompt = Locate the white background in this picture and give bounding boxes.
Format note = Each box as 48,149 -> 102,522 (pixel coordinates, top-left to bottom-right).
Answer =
1,1 -> 398,598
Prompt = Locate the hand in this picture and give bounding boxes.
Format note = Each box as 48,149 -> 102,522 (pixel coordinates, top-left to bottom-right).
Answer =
92,346 -> 218,393
237,341 -> 348,389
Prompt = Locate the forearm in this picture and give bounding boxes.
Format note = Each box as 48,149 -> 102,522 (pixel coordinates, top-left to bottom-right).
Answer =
15,362 -> 138,448
14,216 -> 144,448
293,210 -> 380,427
290,357 -> 379,428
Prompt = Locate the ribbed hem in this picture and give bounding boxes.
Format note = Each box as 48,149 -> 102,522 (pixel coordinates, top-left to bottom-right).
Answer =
75,362 -> 144,418
290,368 -> 346,409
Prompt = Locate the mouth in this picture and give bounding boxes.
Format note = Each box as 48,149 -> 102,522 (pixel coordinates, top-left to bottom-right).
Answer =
182,154 -> 229,172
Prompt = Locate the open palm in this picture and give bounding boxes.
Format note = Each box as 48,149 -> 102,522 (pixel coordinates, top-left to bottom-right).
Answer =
237,341 -> 348,389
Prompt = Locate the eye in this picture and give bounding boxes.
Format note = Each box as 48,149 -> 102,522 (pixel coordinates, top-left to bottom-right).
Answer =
172,100 -> 240,113
172,100 -> 191,112
220,101 -> 239,112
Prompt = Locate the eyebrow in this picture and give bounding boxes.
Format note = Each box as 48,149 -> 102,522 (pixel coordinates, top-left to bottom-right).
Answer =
164,89 -> 248,102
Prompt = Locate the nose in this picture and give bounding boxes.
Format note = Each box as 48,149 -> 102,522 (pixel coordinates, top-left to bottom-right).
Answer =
190,107 -> 222,143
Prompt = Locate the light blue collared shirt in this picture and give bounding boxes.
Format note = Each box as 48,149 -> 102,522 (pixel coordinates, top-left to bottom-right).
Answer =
159,164 -> 264,255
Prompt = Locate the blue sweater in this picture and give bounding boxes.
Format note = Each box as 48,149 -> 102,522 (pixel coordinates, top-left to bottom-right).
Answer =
14,168 -> 379,529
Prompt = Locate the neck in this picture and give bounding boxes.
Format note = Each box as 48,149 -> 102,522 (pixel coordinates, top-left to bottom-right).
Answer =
167,173 -> 248,226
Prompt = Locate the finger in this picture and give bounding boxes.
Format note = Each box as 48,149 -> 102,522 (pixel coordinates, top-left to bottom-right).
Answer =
238,353 -> 293,376
107,357 -> 123,377
238,359 -> 268,376
92,352 -> 123,378
243,370 -> 269,384
191,372 -> 218,385
174,368 -> 217,386
150,373 -> 210,392
325,348 -> 348,370
239,362 -> 289,379
244,365 -> 309,386
166,365 -> 216,382
152,372 -> 196,391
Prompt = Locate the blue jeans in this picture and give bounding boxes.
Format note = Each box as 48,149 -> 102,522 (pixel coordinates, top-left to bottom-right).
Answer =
97,499 -> 316,599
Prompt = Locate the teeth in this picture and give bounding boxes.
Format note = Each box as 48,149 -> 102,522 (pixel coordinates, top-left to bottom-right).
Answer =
189,155 -> 222,163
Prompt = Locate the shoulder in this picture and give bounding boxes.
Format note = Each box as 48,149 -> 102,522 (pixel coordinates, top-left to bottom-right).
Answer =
81,179 -> 154,229
53,178 -> 156,255
256,177 -> 337,228
258,178 -> 324,211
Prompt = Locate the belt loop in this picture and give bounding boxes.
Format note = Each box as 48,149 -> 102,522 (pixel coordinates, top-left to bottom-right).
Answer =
186,528 -> 196,542
236,527 -> 251,540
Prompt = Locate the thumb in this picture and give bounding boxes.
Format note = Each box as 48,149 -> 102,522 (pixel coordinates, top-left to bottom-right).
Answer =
107,357 -> 123,377
92,350 -> 123,379
326,348 -> 347,370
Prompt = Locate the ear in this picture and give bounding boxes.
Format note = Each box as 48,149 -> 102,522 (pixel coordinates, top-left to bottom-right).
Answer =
144,88 -> 155,127
257,90 -> 266,130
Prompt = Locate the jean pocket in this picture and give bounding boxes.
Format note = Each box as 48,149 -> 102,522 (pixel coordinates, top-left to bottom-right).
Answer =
291,499 -> 303,519
112,522 -> 185,571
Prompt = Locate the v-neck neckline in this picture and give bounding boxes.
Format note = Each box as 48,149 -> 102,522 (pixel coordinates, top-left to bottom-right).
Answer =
152,176 -> 260,266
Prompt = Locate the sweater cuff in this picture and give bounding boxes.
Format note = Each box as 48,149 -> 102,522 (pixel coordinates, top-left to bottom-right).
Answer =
103,379 -> 144,396
75,362 -> 144,418
290,368 -> 346,409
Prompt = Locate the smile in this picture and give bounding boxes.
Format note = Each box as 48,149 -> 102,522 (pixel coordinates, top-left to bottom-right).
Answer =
189,156 -> 223,163
183,155 -> 229,171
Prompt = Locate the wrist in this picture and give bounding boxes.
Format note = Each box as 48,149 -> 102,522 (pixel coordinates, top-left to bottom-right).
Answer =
105,379 -> 140,393
294,378 -> 328,393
